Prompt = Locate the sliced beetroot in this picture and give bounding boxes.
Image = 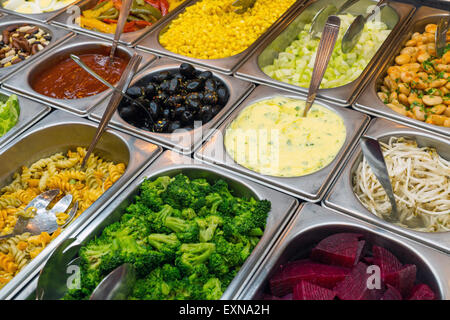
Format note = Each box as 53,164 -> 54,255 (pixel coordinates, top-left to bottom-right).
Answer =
409,284 -> 436,300
372,245 -> 403,277
384,264 -> 416,297
334,262 -> 381,300
269,259 -> 350,297
292,280 -> 336,300
381,284 -> 403,300
310,233 -> 365,268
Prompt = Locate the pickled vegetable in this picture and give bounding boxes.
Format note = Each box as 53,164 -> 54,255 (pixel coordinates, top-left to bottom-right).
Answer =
0,94 -> 20,137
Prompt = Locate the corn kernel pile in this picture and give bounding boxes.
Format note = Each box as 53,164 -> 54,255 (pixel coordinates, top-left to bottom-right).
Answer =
159,0 -> 296,59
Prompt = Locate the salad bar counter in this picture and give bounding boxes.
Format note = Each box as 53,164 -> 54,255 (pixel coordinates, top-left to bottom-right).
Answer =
0,0 -> 447,301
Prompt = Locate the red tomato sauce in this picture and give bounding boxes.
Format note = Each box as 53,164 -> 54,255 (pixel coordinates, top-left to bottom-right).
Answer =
32,52 -> 128,99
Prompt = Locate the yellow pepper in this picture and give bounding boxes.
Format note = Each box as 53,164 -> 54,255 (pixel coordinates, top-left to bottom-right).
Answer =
82,0 -> 114,19
80,16 -> 117,34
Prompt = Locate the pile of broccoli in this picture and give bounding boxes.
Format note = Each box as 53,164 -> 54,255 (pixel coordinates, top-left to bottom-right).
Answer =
64,174 -> 271,300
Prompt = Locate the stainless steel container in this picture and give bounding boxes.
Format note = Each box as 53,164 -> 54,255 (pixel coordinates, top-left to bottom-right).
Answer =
89,57 -> 254,155
0,109 -> 162,300
234,0 -> 415,106
12,150 -> 299,300
0,0 -> 84,23
50,0 -> 195,46
136,0 -> 306,75
239,203 -> 450,300
1,33 -> 157,116
323,117 -> 450,254
353,6 -> 450,137
0,15 -> 73,83
0,88 -> 50,149
195,85 -> 370,202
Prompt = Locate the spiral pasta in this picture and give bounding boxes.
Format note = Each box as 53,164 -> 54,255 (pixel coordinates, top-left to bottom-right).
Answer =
0,147 -> 126,289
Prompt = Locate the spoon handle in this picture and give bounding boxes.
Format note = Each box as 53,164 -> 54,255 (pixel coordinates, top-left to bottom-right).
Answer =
364,0 -> 388,22
436,16 -> 450,58
81,53 -> 142,168
337,0 -> 359,14
303,15 -> 340,117
109,0 -> 133,59
360,136 -> 399,220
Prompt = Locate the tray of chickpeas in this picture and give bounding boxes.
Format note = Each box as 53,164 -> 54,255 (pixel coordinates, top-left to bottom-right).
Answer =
354,5 -> 450,137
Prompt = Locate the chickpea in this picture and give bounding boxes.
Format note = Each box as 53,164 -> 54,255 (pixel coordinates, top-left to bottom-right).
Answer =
398,82 -> 410,95
380,85 -> 389,93
412,79 -> 427,89
400,63 -> 420,73
429,114 -> 447,126
400,46 -> 417,56
408,94 -> 422,105
387,66 -> 401,80
387,103 -> 407,116
395,54 -> 410,65
422,95 -> 443,106
400,71 -> 415,83
443,52 -> 450,65
430,79 -> 447,88
384,76 -> 398,90
425,24 -> 437,33
417,72 -> 428,80
445,106 -> 450,117
399,93 -> 409,105
377,92 -> 388,102
429,104 -> 446,115
405,39 -> 416,47
436,64 -> 450,72
389,91 -> 398,102
424,32 -> 435,43
417,52 -> 431,63
412,105 -> 426,121
426,43 -> 436,55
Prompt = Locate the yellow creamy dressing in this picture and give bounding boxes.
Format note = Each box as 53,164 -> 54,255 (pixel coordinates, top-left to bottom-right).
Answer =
224,96 -> 347,177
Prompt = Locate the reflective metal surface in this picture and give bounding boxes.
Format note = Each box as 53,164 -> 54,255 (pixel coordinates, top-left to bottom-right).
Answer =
195,85 -> 370,202
136,0 -> 306,75
0,15 -> 73,83
323,117 -> 450,254
89,57 -> 255,155
353,5 -> 450,137
234,0 -> 415,106
0,109 -> 162,300
2,33 -> 156,116
239,203 -> 450,300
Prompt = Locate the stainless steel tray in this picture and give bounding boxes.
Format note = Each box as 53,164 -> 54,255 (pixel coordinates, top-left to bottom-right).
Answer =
0,109 -> 162,300
323,117 -> 450,254
1,33 -> 157,116
50,0 -> 195,46
89,57 -> 254,155
239,203 -> 450,300
353,5 -> 450,137
12,150 -> 299,300
135,0 -> 306,75
0,88 -> 50,150
234,0 -> 415,107
0,15 -> 73,83
0,0 -> 84,23
195,85 -> 370,202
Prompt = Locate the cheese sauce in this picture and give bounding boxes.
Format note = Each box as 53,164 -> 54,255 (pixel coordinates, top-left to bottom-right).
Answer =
224,96 -> 347,177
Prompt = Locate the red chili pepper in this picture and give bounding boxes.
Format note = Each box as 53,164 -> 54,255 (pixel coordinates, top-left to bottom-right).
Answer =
143,0 -> 160,10
159,0 -> 169,15
103,18 -> 118,24
112,0 -> 122,11
134,20 -> 153,27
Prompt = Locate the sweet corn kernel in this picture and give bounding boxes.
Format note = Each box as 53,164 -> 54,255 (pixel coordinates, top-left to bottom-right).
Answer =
159,0 -> 296,59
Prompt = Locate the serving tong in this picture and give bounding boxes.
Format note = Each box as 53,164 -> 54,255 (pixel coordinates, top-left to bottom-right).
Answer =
309,0 -> 359,39
0,189 -> 78,240
303,15 -> 340,117
341,0 -> 388,53
435,16 -> 450,58
109,0 -> 133,60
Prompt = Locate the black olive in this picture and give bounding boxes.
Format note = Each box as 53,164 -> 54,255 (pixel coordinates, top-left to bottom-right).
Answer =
199,105 -> 213,123
217,86 -> 229,105
203,92 -> 219,105
154,119 -> 169,133
144,83 -> 157,99
161,107 -> 171,119
167,121 -> 182,133
174,105 -> 187,118
154,71 -> 171,83
179,63 -> 196,78
166,95 -> 182,108
119,102 -> 146,125
148,101 -> 161,119
168,78 -> 180,94
204,78 -> 216,92
214,78 -> 223,87
173,73 -> 184,82
181,110 -> 194,124
198,71 -> 213,81
136,96 -> 150,107
160,80 -> 171,93
186,80 -> 203,92
211,105 -> 222,116
154,92 -> 169,104
197,92 -> 204,101
185,93 -> 201,110
126,86 -> 142,99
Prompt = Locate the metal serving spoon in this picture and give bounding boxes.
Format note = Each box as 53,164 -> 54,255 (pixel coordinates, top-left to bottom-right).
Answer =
436,16 -> 450,58
309,0 -> 360,39
341,0 -> 388,53
109,0 -> 133,59
0,189 -> 78,240
303,15 -> 341,117
90,264 -> 137,300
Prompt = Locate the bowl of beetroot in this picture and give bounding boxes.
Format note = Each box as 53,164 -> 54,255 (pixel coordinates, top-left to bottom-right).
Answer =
240,204 -> 449,300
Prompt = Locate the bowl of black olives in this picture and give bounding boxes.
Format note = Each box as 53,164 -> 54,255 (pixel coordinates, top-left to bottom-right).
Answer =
118,63 -> 230,134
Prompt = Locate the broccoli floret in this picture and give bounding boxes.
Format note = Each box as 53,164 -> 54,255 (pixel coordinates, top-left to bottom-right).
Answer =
175,243 -> 215,275
165,216 -> 199,243
181,208 -> 197,220
208,252 -> 229,276
211,179 -> 234,199
130,268 -> 173,300
148,233 -> 181,261
79,238 -> 112,271
62,288 -> 91,300
139,176 -> 171,211
202,278 -> 223,300
195,215 -> 223,242
161,174 -> 196,210
213,236 -> 243,268
205,193 -> 223,215
147,204 -> 173,233
223,199 -> 271,237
